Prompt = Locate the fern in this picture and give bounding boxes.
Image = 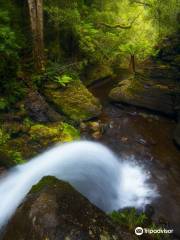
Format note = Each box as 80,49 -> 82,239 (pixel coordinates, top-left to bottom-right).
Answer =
55,74 -> 73,87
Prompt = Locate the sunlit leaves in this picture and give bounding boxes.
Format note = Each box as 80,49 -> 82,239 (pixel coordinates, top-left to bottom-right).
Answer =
44,0 -> 179,66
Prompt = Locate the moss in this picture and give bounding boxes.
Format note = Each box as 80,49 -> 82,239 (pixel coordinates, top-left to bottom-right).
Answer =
0,146 -> 25,167
29,122 -> 80,144
109,77 -> 146,101
43,80 -> 102,121
0,121 -> 79,168
0,128 -> 10,145
30,176 -> 58,193
0,127 -> 25,167
0,97 -> 9,111
127,78 -> 144,94
83,64 -> 114,86
59,122 -> 80,141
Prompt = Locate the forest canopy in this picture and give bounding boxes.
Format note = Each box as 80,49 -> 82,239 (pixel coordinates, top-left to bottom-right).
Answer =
0,0 -> 179,100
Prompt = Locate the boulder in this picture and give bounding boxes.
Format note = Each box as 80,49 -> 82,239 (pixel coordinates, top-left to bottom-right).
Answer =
3,176 -> 135,240
83,64 -> 114,86
25,90 -> 62,122
43,80 -> 102,121
109,76 -> 180,115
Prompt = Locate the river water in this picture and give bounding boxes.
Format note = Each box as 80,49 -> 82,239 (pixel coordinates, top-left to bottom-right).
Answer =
89,78 -> 180,236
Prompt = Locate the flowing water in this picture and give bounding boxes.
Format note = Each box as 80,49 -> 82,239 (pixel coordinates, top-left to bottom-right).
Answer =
0,141 -> 158,231
1,76 -> 180,236
89,78 -> 180,236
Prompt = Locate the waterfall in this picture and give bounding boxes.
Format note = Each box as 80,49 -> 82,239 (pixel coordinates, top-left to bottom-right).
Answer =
0,141 -> 158,230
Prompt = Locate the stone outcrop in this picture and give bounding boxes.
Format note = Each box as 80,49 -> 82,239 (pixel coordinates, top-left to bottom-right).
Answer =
3,176 -> 135,240
83,64 -> 114,86
109,74 -> 180,116
25,90 -> 62,122
43,80 -> 102,121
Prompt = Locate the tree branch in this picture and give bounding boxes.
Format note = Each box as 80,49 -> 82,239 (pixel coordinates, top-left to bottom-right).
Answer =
98,13 -> 141,30
99,22 -> 132,29
131,1 -> 152,7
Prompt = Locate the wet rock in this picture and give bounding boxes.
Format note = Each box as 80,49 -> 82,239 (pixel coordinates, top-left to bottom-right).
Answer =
140,64 -> 180,82
120,137 -> 128,143
3,176 -> 135,240
109,76 -> 180,115
80,121 -> 106,140
138,112 -> 159,121
91,131 -> 102,140
29,122 -> 80,146
25,90 -> 62,122
43,80 -> 102,121
79,122 -> 87,131
136,138 -> 148,146
174,123 -> 180,147
88,121 -> 101,132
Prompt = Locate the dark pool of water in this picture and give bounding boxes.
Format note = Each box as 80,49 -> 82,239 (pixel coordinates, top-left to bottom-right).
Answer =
89,78 -> 180,236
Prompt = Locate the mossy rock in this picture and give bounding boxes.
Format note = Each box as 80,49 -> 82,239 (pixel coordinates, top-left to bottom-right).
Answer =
109,78 -> 140,100
30,176 -> 59,193
0,122 -> 80,167
0,147 -> 25,168
43,80 -> 102,121
4,176 -> 135,240
109,77 -> 178,115
83,64 -> 114,86
29,122 -> 80,145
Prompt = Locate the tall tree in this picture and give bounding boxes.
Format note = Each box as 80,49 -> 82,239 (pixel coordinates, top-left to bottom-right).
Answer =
28,0 -> 44,72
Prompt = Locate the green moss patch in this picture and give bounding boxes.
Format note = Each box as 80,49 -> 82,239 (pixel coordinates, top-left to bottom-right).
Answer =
0,121 -> 79,168
43,80 -> 102,121
29,122 -> 80,144
30,176 -> 59,193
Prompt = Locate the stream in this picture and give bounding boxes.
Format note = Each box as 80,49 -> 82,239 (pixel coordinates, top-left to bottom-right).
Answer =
89,78 -> 180,236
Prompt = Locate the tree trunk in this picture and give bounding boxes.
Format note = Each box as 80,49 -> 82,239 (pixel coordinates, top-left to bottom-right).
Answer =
129,55 -> 136,73
28,0 -> 44,72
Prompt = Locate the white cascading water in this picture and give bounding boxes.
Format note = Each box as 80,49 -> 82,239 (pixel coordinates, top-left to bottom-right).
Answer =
0,141 -> 158,230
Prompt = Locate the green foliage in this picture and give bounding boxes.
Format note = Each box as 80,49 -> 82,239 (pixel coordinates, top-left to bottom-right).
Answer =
110,208 -> 147,231
55,74 -> 74,87
110,208 -> 171,240
0,10 -> 19,56
60,122 -> 80,140
32,61 -> 84,87
44,0 -> 180,70
7,150 -> 25,165
0,7 -> 22,101
0,98 -> 8,111
0,128 -> 10,145
0,126 -> 25,167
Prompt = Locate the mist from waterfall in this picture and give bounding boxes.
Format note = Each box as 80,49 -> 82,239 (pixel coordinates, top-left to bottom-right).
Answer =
0,141 -> 158,230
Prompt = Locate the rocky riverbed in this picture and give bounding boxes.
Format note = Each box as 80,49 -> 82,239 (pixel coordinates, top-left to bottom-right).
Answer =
89,76 -> 180,237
